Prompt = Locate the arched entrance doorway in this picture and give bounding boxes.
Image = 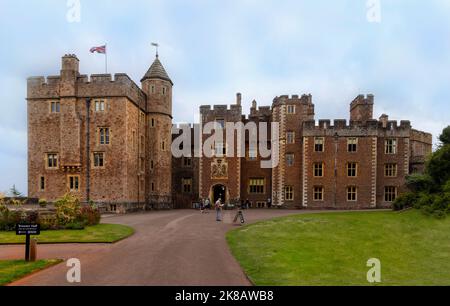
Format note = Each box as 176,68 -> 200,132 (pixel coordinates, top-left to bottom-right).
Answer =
212,184 -> 227,204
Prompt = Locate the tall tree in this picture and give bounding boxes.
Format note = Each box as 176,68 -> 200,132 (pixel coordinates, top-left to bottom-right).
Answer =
439,126 -> 450,146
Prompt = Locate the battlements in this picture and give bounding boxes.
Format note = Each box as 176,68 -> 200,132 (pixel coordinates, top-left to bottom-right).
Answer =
27,72 -> 146,110
273,94 -> 313,106
302,118 -> 412,137
249,104 -> 272,119
351,94 -> 374,108
199,104 -> 242,113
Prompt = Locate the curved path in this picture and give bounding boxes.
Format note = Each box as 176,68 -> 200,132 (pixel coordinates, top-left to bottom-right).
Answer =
1,209 -> 304,286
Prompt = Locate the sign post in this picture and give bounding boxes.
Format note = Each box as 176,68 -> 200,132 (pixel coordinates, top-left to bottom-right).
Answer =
16,224 -> 40,262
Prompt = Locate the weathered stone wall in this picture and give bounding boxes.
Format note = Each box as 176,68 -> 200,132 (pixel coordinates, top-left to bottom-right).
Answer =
143,77 -> 173,209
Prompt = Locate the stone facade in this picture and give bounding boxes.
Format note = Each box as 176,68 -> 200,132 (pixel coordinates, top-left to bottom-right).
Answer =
28,55 -> 432,212
28,54 -> 172,212
196,94 -> 432,210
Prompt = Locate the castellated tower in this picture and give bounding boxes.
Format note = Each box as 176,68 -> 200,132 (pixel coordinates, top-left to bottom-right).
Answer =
141,55 -> 173,209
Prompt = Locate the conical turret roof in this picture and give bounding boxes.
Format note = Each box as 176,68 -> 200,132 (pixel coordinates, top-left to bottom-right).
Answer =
141,56 -> 173,84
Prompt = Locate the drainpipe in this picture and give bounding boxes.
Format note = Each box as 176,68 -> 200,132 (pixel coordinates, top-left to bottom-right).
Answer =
86,98 -> 91,204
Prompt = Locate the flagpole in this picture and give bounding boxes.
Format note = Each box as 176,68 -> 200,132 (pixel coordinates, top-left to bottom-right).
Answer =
105,43 -> 108,74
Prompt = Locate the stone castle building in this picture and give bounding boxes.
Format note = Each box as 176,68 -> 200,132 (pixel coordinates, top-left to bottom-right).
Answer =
28,54 -> 173,212
28,54 -> 433,212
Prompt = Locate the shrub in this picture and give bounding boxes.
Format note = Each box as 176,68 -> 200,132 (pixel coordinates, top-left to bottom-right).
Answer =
415,193 -> 435,209
54,194 -> 82,226
79,205 -> 101,226
38,199 -> 48,208
432,210 -> 447,220
0,210 -> 23,231
443,179 -> 450,193
421,205 -> 434,217
38,215 -> 58,230
393,192 -> 418,211
406,174 -> 435,193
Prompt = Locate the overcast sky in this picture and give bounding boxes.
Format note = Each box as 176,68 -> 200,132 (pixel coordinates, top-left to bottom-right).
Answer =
0,0 -> 449,195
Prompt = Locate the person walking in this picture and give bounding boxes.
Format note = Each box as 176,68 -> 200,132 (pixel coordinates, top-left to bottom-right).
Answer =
200,198 -> 205,214
267,197 -> 272,209
205,198 -> 211,211
215,198 -> 224,221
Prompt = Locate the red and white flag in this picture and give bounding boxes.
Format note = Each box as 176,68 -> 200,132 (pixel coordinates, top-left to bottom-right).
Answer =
90,45 -> 106,54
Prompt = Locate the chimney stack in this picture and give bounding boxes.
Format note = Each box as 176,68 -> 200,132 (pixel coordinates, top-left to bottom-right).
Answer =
236,93 -> 242,106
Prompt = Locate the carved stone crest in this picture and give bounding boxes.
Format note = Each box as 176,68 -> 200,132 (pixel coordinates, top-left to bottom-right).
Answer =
211,158 -> 228,179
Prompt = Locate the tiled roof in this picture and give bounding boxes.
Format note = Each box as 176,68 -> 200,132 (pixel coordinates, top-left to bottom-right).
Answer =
141,56 -> 173,84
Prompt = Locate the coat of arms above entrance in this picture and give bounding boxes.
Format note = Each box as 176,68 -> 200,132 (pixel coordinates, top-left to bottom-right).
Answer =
211,158 -> 228,179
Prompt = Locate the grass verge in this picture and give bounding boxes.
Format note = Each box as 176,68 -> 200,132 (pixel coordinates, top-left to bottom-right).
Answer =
0,224 -> 134,244
227,210 -> 450,286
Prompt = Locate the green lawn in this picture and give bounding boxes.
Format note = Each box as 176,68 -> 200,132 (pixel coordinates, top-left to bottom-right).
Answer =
227,210 -> 450,286
0,260 -> 62,286
0,224 -> 134,244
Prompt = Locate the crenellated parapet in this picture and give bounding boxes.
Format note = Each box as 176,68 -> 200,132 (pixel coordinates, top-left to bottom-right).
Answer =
272,93 -> 313,107
27,72 -> 147,110
302,118 -> 412,137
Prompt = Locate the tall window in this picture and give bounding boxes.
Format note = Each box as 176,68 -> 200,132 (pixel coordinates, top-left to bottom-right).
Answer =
151,182 -> 155,192
46,153 -> 58,169
286,154 -> 294,166
314,137 -> 324,152
182,178 -> 192,193
284,186 -> 294,201
287,105 -> 296,114
314,162 -> 324,177
94,100 -> 105,112
162,86 -> 167,95
150,118 -> 155,128
348,138 -> 358,152
99,128 -> 110,145
150,160 -> 154,170
314,186 -> 324,201
385,139 -> 397,154
385,164 -> 398,177
287,131 -> 295,144
40,176 -> 45,191
161,141 -> 166,151
50,101 -> 60,113
151,85 -> 155,94
347,186 -> 357,202
93,152 -> 104,168
68,176 -> 80,192
249,178 -> 265,194
347,162 -> 358,177
384,186 -> 397,202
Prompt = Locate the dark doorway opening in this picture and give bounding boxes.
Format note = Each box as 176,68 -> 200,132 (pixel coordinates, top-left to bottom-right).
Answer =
213,185 -> 226,203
